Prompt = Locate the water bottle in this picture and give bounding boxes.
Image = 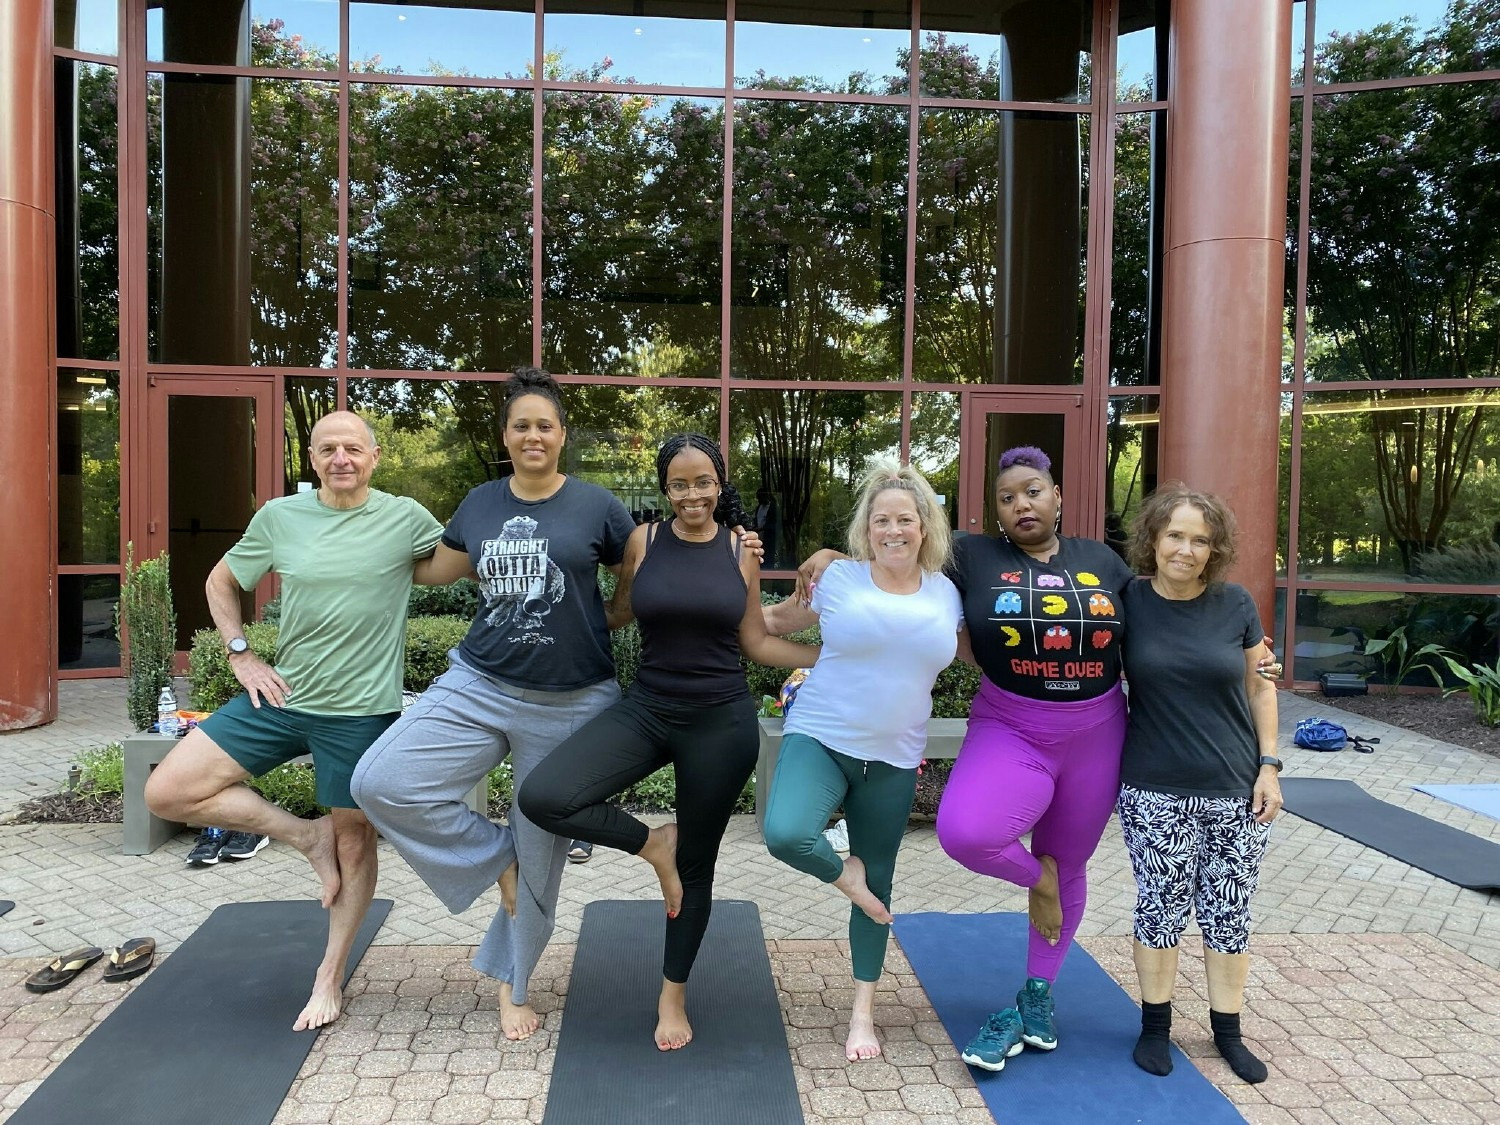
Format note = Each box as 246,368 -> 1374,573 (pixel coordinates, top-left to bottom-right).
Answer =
157,684 -> 179,738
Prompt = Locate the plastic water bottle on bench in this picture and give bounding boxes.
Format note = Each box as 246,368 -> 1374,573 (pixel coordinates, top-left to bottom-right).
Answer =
157,684 -> 180,738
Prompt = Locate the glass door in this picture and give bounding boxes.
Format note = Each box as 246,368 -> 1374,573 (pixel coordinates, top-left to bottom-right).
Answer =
959,392 -> 1087,540
147,377 -> 278,656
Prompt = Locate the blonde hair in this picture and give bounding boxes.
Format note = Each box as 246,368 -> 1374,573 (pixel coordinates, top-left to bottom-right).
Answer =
846,456 -> 952,575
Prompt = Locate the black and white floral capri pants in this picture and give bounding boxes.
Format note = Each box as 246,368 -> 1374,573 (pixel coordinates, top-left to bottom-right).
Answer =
1117,784 -> 1272,954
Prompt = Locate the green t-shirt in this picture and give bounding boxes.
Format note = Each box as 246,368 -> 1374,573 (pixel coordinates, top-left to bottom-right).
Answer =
224,488 -> 445,716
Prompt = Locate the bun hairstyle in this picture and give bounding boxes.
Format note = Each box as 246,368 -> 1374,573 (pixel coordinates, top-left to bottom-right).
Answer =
655,433 -> 752,530
504,365 -> 568,429
998,445 -> 1053,479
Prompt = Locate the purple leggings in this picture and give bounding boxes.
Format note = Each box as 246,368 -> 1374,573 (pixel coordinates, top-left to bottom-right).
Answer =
936,678 -> 1127,982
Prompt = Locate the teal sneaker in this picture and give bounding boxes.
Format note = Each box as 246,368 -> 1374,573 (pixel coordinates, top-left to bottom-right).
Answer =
1017,977 -> 1058,1049
960,1007 -> 1025,1071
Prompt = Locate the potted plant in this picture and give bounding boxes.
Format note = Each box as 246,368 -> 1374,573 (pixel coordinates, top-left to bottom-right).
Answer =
114,545 -> 176,732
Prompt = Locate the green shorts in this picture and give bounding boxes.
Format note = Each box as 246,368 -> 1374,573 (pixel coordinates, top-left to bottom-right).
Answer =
199,693 -> 399,809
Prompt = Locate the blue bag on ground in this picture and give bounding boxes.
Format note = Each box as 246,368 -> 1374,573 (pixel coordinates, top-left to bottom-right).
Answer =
1294,717 -> 1348,751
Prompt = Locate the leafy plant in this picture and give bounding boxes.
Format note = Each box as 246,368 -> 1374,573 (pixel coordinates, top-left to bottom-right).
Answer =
1363,625 -> 1449,693
78,742 -> 125,797
187,622 -> 280,711
115,545 -> 177,731
247,762 -> 323,818
402,616 -> 471,692
408,579 -> 481,620
1438,654 -> 1500,728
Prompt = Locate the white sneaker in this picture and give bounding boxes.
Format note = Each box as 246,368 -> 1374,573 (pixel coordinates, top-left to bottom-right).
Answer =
823,818 -> 850,853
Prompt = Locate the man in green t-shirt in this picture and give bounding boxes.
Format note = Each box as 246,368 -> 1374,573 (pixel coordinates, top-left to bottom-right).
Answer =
146,411 -> 444,1033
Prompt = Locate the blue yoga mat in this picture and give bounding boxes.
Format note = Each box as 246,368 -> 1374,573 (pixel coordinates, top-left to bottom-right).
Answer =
1414,783 -> 1500,822
892,912 -> 1245,1125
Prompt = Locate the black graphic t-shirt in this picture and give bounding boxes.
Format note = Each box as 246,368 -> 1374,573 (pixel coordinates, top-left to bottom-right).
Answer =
951,534 -> 1134,701
443,477 -> 636,691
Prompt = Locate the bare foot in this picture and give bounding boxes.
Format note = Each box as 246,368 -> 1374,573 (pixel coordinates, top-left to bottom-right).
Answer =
655,981 -> 692,1050
498,860 -> 518,918
833,855 -> 893,925
845,1009 -> 882,1061
292,974 -> 343,1031
499,981 -> 541,1041
640,823 -> 683,917
299,815 -> 341,909
1029,854 -> 1062,945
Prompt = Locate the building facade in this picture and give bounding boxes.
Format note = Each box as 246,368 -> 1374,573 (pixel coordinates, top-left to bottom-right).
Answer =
2,0 -> 1496,728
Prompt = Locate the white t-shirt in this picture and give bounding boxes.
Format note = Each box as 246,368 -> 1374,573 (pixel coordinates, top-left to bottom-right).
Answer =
784,560 -> 964,769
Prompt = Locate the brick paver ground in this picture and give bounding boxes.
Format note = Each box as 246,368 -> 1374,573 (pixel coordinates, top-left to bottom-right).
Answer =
1,681 -> 1498,1123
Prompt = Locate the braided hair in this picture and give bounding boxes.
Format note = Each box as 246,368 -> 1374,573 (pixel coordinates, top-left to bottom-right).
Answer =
655,433 -> 752,529
504,366 -> 568,429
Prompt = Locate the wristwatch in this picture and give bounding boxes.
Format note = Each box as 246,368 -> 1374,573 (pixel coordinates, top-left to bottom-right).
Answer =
226,636 -> 250,656
1258,755 -> 1283,772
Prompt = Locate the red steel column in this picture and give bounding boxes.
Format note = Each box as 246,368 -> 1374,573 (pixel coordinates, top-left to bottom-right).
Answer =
1158,0 -> 1292,624
0,0 -> 59,728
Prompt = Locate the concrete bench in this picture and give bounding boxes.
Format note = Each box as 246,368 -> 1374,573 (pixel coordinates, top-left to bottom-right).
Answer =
121,732 -> 489,856
754,716 -> 969,835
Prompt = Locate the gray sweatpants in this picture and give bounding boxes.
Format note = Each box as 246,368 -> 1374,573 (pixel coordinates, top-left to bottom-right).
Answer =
351,656 -> 619,1004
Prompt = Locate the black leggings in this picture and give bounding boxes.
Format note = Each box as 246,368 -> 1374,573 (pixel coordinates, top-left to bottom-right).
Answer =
518,686 -> 759,983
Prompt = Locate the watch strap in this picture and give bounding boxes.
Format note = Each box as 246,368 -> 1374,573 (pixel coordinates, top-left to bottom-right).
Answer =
1258,755 -> 1283,772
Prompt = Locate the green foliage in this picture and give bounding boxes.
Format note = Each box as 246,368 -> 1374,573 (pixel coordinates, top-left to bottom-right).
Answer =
402,616 -> 471,692
247,762 -> 324,819
408,579 -> 480,620
78,742 -> 125,798
1439,654 -> 1500,728
1417,542 -> 1500,586
1363,625 -> 1449,692
115,545 -> 177,731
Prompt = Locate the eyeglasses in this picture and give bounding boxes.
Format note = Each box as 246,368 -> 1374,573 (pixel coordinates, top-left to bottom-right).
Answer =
665,477 -> 719,498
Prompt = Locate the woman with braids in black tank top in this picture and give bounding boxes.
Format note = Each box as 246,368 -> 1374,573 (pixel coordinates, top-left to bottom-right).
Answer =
520,433 -> 819,1051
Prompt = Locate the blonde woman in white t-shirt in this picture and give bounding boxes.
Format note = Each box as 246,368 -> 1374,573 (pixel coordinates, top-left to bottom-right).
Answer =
761,457 -> 964,1062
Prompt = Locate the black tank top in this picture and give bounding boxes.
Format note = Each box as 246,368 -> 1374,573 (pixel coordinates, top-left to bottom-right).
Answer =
631,522 -> 749,706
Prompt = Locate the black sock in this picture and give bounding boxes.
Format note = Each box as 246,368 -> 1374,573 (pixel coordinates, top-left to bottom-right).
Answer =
1133,1000 -> 1173,1076
1210,1009 -> 1268,1084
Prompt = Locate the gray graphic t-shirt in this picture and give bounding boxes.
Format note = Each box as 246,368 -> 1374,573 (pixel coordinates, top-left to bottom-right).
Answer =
443,477 -> 635,691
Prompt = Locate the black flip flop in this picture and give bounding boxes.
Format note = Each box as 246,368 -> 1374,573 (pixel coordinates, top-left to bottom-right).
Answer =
24,946 -> 104,993
102,937 -> 157,983
567,841 -> 593,864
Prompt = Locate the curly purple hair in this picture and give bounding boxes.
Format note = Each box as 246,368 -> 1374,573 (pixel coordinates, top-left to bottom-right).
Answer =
998,446 -> 1053,477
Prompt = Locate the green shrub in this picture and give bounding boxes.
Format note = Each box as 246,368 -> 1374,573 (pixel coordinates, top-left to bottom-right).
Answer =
78,742 -> 125,798
116,547 -> 177,731
409,579 -> 480,620
247,762 -> 324,818
403,616 -> 470,692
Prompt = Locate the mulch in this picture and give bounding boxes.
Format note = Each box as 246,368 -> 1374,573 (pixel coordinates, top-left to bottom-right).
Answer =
1294,689 -> 1500,759
13,791 -> 122,824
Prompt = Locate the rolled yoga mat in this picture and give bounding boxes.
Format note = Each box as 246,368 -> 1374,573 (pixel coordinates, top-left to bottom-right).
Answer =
892,911 -> 1246,1125
11,898 -> 391,1125
1282,777 -> 1500,891
543,899 -> 803,1125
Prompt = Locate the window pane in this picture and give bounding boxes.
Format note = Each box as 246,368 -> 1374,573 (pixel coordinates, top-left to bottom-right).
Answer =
284,377 -> 338,495
147,74 -> 339,366
911,391 -> 960,534
348,86 -> 533,372
57,61 -> 120,361
730,100 -> 906,381
735,0 -> 910,93
60,574 -> 120,671
58,369 -> 120,566
1294,389 -> 1500,584
1116,0 -> 1162,101
148,2 -> 339,69
1294,589 -> 1499,687
1312,0 -> 1457,84
729,389 -> 901,567
1110,110 -> 1158,386
1105,395 -> 1157,540
543,94 -> 723,377
350,1 -> 533,78
1284,98 -> 1302,381
545,1 -> 726,88
920,0 -> 1091,104
1305,83 -> 1500,382
914,109 -> 1087,384
56,0 -> 118,55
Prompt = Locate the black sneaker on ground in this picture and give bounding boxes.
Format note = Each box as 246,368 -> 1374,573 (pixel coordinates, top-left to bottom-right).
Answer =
186,827 -> 228,867
220,831 -> 270,861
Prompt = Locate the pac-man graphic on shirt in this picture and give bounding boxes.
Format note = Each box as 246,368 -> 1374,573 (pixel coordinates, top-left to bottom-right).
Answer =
1076,571 -> 1100,586
1040,594 -> 1069,616
1037,574 -> 1065,588
1043,625 -> 1072,650
994,590 -> 1023,614
1001,625 -> 1022,647
1088,592 -> 1116,616
1000,571 -> 1022,584
1091,629 -> 1113,649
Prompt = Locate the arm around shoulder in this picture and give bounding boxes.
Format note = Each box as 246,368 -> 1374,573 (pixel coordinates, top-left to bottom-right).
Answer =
604,525 -> 648,631
413,542 -> 475,586
740,544 -> 820,669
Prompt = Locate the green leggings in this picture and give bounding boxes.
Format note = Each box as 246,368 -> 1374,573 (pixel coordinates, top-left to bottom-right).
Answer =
763,733 -> 917,982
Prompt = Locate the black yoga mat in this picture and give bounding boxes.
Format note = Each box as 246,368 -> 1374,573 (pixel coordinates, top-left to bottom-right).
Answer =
543,899 -> 803,1125
0,900 -> 13,918
11,899 -> 391,1125
1282,778 -> 1500,891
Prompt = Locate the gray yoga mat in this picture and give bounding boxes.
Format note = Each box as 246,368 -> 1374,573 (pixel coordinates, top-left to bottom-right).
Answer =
1281,778 -> 1500,891
11,898 -> 391,1125
543,899 -> 803,1125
